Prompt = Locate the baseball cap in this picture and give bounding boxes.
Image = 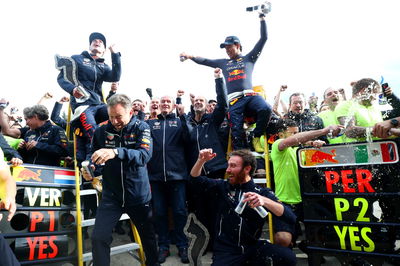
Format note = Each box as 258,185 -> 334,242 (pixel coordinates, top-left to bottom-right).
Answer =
220,36 -> 240,48
89,32 -> 106,48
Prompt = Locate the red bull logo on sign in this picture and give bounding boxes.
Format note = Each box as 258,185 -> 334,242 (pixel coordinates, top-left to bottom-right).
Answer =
303,149 -> 339,166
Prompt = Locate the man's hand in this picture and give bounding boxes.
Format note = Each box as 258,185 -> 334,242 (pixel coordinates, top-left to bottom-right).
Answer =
372,120 -> 394,139
109,44 -> 118,54
91,148 -> 116,165
176,104 -> 185,116
0,196 -> 16,221
81,165 -> 95,181
214,68 -> 222,79
325,125 -> 344,137
73,87 -> 84,99
10,158 -> 23,166
280,85 -> 287,92
25,140 -> 38,151
243,192 -> 267,208
177,90 -> 185,98
179,52 -> 192,61
310,140 -> 326,148
190,93 -> 196,106
198,148 -> 216,163
59,96 -> 70,103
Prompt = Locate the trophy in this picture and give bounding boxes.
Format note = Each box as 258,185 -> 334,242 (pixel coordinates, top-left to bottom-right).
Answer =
55,54 -> 91,103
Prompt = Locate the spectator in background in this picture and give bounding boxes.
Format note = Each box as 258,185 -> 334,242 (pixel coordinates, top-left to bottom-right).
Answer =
146,95 -> 190,264
307,94 -> 318,114
148,98 -> 161,120
132,99 -> 146,120
0,104 -> 68,166
206,99 -> 217,114
272,85 -> 289,119
285,92 -> 326,142
317,87 -> 344,144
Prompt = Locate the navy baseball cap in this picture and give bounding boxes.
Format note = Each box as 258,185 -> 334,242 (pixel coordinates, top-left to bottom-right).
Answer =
89,32 -> 106,47
220,36 -> 241,48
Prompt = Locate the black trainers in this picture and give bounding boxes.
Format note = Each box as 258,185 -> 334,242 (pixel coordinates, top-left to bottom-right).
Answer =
178,247 -> 189,264
158,249 -> 170,263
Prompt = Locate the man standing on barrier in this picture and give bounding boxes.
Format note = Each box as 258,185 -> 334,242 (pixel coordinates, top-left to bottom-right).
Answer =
190,148 -> 297,266
57,32 -> 121,162
180,13 -> 271,151
81,94 -> 159,266
0,147 -> 19,266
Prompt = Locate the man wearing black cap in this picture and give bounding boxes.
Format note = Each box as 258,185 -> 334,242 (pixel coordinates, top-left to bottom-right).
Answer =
57,32 -> 121,162
180,14 -> 271,152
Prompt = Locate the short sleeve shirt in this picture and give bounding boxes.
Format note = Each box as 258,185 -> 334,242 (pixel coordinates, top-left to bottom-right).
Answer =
271,139 -> 302,204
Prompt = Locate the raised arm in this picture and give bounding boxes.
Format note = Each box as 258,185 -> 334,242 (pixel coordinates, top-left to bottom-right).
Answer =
190,148 -> 217,177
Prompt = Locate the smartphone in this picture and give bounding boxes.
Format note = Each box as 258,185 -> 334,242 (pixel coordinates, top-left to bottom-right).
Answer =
382,83 -> 389,96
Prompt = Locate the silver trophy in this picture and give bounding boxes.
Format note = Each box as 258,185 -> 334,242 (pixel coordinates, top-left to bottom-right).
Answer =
246,1 -> 272,15
55,54 -> 91,103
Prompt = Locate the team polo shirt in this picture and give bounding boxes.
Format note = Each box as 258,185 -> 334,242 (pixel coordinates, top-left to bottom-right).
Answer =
335,100 -> 383,142
318,109 -> 344,144
271,139 -> 302,204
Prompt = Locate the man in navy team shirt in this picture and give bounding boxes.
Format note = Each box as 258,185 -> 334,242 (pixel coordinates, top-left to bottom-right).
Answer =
180,14 -> 271,152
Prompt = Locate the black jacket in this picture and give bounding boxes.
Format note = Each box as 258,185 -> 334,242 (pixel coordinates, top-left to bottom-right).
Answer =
18,121 -> 68,166
180,77 -> 228,175
57,51 -> 121,112
191,177 -> 296,252
146,113 -> 188,182
285,109 -> 327,142
91,116 -> 152,206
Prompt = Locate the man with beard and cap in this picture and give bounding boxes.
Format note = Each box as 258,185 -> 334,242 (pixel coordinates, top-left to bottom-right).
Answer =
317,87 -> 344,143
57,32 -> 121,162
180,14 -> 272,152
284,92 -> 326,143
190,148 -> 297,266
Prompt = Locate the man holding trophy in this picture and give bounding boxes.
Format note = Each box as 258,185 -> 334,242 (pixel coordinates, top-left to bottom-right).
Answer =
180,2 -> 272,152
56,32 -> 121,162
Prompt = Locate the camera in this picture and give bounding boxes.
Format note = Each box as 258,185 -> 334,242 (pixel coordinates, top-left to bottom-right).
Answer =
246,1 -> 272,15
146,88 -> 153,99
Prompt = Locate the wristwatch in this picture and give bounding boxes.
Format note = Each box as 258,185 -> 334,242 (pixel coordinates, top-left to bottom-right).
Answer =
390,119 -> 399,127
113,148 -> 119,155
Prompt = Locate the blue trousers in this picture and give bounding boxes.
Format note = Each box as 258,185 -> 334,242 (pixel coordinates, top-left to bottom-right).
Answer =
0,234 -> 20,266
212,240 -> 296,266
151,181 -> 188,251
91,193 -> 158,266
228,95 -> 271,150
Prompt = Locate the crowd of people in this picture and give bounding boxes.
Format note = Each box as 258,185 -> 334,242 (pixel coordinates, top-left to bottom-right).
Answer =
1,15 -> 400,266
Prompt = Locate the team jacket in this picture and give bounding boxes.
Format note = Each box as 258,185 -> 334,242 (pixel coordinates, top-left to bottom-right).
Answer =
146,113 -> 188,182
18,121 -> 68,166
57,51 -> 121,112
192,20 -> 267,95
191,177 -> 296,253
91,116 -> 152,207
285,109 -> 327,142
180,77 -> 228,174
